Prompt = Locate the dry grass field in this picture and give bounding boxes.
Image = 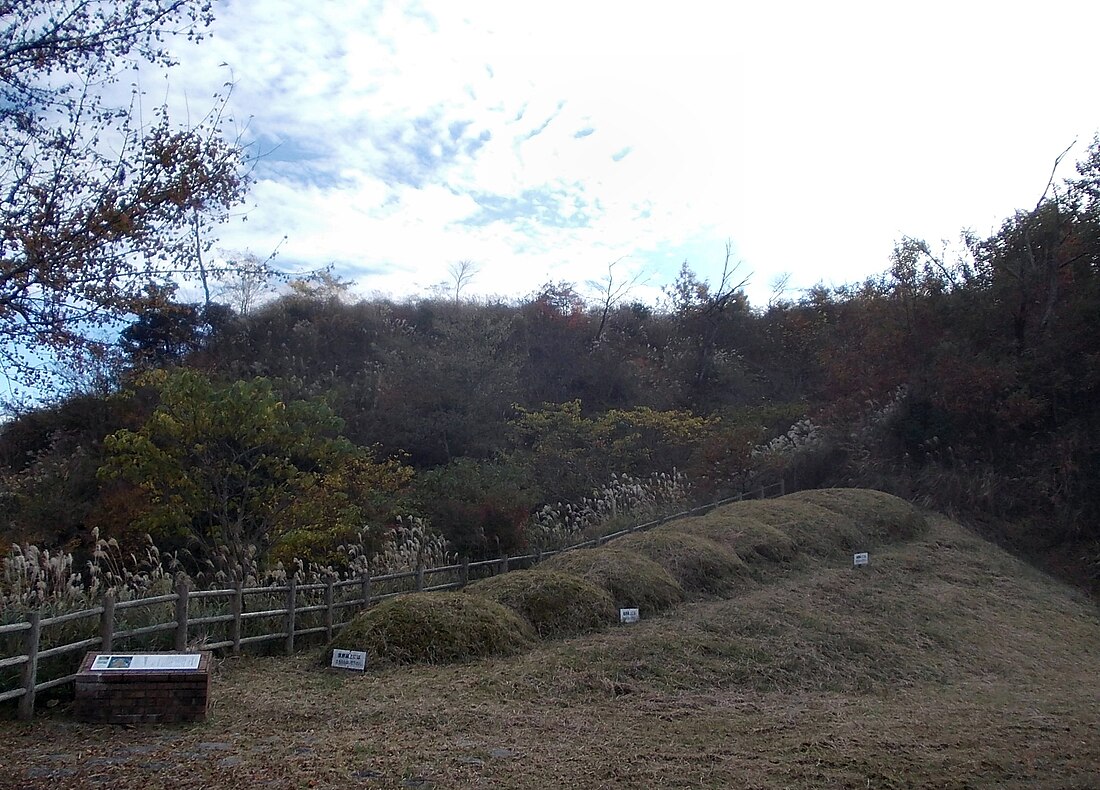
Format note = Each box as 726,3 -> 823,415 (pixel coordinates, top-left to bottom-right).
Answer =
2,498 -> 1098,789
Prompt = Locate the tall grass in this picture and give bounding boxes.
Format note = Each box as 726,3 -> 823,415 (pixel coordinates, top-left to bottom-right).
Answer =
0,515 -> 460,698
1,472 -> 699,702
527,471 -> 691,550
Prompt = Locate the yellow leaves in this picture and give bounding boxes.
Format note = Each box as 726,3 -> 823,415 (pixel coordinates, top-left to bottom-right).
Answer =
514,401 -> 715,456
98,369 -> 413,568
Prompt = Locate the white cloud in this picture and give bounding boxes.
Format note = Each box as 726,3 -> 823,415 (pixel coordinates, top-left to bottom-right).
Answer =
166,1 -> 1100,307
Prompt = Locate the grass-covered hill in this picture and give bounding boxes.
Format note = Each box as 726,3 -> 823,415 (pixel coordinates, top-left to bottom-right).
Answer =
2,493 -> 1098,788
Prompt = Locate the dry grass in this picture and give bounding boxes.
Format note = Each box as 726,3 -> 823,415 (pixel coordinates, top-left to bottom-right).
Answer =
325,592 -> 536,666
466,570 -> 616,638
783,487 -> 928,544
678,510 -> 802,569
2,502 -> 1099,789
613,528 -> 752,596
676,488 -> 927,572
540,547 -> 684,615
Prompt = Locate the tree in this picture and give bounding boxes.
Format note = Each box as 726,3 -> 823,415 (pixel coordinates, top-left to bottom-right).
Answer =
214,250 -> 280,316
117,284 -> 212,369
99,370 -> 412,574
445,259 -> 479,303
413,458 -> 538,557
0,2 -> 248,391
0,391 -> 127,547
663,244 -> 751,407
587,256 -> 646,344
509,400 -> 717,503
367,303 -> 521,465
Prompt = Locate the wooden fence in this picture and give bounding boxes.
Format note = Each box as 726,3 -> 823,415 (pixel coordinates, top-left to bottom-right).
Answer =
1,480 -> 785,720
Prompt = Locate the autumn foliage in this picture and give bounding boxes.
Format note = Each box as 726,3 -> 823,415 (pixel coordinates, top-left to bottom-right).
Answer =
0,0 -> 1097,593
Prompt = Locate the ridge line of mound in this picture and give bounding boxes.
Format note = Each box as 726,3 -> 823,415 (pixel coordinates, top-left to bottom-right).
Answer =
328,488 -> 927,667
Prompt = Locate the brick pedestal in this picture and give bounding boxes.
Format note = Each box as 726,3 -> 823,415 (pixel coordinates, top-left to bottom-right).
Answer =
75,651 -> 212,724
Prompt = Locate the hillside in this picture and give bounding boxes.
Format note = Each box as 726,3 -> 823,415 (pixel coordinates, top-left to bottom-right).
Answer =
1,507 -> 1098,788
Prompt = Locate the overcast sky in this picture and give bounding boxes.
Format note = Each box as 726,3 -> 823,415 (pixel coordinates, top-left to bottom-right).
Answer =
168,1 -> 1100,308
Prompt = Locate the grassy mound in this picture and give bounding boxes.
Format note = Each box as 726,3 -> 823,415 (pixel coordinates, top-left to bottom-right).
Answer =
327,591 -> 535,666
8,515 -> 1100,789
512,516 -> 1100,702
541,547 -> 684,614
677,512 -> 801,567
783,488 -> 927,544
614,529 -> 752,595
726,499 -> 865,557
676,489 -> 926,566
467,569 -> 616,638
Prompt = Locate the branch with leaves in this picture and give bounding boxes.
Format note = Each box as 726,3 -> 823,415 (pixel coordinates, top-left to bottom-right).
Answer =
0,1 -> 248,392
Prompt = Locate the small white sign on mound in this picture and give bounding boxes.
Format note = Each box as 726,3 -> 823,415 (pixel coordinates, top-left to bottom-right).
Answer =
853,552 -> 870,567
619,608 -> 640,624
331,648 -> 368,671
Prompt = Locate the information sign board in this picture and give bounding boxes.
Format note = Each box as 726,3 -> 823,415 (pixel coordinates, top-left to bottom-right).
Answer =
331,649 -> 368,671
91,654 -> 202,671
853,552 -> 870,567
619,608 -> 640,624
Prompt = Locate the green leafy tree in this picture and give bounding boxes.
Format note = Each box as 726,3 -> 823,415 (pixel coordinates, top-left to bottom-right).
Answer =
510,400 -> 717,503
413,458 -> 538,557
99,370 -> 412,573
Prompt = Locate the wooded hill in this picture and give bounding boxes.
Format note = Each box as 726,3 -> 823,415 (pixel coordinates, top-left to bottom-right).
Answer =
2,139 -> 1099,593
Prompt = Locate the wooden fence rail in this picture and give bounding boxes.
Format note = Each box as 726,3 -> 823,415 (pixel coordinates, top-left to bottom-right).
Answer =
1,480 -> 784,720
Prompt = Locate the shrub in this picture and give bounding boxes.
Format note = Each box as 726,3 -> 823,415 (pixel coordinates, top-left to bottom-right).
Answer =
327,592 -> 536,666
413,459 -> 539,558
467,570 -> 615,638
541,548 -> 683,614
614,529 -> 751,595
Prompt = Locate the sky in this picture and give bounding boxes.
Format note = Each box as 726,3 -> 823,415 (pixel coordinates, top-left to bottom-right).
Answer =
163,0 -> 1100,308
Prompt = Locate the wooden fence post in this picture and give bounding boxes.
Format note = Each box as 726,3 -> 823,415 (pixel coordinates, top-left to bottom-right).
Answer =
100,590 -> 115,653
324,579 -> 334,642
174,574 -> 189,652
230,581 -> 243,656
360,571 -> 372,607
18,611 -> 41,722
415,565 -> 425,592
535,549 -> 543,565
779,478 -> 786,496
499,555 -> 509,574
285,579 -> 297,655
460,558 -> 469,588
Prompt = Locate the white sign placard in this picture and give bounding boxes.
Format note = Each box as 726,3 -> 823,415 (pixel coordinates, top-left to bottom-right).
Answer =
330,649 -> 368,671
619,608 -> 640,624
92,654 -> 201,671
853,552 -> 870,567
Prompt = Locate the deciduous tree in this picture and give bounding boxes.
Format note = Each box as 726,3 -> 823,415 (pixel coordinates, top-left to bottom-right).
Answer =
0,1 -> 247,391
99,370 -> 412,574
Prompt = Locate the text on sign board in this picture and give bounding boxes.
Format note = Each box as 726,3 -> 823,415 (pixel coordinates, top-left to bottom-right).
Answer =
331,649 -> 368,671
